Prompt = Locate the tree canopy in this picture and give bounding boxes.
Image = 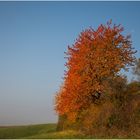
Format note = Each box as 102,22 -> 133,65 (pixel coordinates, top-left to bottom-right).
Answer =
55,21 -> 136,121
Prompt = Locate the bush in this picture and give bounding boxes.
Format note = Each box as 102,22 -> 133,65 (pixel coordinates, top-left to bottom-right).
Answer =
57,81 -> 140,138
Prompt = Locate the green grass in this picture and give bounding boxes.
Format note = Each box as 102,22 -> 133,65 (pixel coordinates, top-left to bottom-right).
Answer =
0,123 -> 87,139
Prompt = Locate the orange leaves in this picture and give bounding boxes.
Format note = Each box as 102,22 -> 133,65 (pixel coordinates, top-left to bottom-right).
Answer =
55,21 -> 136,121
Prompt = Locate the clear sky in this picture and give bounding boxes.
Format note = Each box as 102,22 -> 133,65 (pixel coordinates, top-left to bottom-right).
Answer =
0,1 -> 140,126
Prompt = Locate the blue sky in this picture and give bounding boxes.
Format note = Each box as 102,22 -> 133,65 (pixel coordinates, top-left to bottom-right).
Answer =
0,2 -> 140,125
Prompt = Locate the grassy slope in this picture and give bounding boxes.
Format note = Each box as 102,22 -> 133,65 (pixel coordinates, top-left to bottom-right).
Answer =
0,123 -> 86,139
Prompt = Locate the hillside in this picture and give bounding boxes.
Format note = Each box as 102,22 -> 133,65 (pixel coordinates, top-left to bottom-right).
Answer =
0,123 -> 87,139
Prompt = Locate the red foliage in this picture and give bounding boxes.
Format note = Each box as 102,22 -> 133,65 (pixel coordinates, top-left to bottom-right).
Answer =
55,21 -> 136,121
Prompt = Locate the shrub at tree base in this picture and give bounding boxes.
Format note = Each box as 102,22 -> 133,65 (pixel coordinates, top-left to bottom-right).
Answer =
79,92 -> 140,138
57,90 -> 140,138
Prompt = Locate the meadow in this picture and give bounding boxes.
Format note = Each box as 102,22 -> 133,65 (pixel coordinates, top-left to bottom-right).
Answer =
0,123 -> 88,139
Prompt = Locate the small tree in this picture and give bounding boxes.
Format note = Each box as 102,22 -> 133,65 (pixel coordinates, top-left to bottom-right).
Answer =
133,58 -> 140,81
55,21 -> 136,121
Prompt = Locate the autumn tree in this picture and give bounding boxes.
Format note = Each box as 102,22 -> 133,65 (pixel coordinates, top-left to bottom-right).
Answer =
55,21 -> 136,121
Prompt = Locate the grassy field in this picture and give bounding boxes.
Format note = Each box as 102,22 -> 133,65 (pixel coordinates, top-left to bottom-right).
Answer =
0,123 -> 87,139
